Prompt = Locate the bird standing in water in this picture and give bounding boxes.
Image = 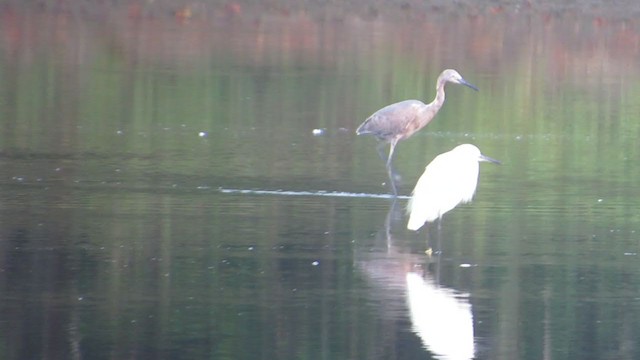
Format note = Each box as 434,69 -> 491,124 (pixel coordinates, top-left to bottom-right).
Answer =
356,69 -> 478,195
406,144 -> 500,232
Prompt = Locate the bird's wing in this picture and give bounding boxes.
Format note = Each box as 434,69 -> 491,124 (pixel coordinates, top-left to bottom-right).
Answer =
357,100 -> 424,140
407,155 -> 465,229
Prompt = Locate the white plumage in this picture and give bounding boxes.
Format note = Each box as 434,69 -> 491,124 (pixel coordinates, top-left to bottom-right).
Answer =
407,144 -> 499,231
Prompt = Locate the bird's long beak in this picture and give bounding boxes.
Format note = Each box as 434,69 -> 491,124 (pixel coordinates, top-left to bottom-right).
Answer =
459,78 -> 479,91
479,154 -> 501,164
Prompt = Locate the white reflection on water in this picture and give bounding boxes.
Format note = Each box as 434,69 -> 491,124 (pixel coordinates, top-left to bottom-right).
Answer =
358,200 -> 475,360
406,272 -> 475,360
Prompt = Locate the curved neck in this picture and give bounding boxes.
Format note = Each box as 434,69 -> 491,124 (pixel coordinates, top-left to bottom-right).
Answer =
430,77 -> 447,110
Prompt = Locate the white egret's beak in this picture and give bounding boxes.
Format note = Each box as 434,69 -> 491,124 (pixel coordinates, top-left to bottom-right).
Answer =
479,154 -> 501,164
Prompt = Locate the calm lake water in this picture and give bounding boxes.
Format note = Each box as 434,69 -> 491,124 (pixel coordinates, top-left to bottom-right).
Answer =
1,2 -> 640,359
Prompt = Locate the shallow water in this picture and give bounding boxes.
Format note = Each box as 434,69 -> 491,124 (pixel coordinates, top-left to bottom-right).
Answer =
1,3 -> 640,359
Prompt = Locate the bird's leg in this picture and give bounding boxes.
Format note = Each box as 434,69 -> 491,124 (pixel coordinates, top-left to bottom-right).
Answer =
426,220 -> 443,256
421,227 -> 441,285
375,141 -> 389,163
384,140 -> 401,196
386,141 -> 395,169
387,167 -> 398,196
425,228 -> 433,256
434,219 -> 443,284
436,218 -> 443,255
375,142 -> 399,195
434,248 -> 442,285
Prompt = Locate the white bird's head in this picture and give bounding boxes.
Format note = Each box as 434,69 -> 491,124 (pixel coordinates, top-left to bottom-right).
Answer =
452,144 -> 501,164
440,69 -> 479,91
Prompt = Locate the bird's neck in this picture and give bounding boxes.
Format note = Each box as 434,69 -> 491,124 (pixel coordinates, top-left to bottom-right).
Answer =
430,81 -> 446,110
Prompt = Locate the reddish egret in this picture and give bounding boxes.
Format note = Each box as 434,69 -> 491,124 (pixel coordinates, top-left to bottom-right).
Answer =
356,69 -> 478,195
406,144 -> 499,231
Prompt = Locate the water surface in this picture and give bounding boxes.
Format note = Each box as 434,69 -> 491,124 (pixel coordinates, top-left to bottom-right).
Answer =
1,2 -> 640,359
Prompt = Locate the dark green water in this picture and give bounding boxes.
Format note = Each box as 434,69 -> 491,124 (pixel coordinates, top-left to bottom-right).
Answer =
1,4 -> 640,359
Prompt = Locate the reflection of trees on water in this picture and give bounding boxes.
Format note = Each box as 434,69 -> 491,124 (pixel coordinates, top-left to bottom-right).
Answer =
3,2 -> 640,87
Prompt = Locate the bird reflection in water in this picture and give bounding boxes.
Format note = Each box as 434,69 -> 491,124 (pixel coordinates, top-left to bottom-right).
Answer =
405,272 -> 475,360
357,200 -> 475,360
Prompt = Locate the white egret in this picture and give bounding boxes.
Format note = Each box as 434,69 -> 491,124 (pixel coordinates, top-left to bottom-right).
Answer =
407,144 -> 500,231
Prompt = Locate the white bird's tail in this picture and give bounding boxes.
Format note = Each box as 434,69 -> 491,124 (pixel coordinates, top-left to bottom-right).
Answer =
407,197 -> 431,231
407,215 -> 425,231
